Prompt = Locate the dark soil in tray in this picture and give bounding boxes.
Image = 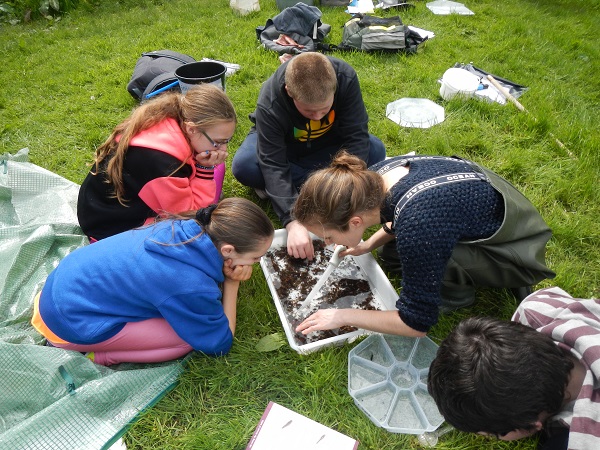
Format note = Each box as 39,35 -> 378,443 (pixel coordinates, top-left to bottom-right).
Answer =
264,241 -> 382,346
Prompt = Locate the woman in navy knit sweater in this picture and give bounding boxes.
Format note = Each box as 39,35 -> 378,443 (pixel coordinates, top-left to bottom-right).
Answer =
292,151 -> 555,337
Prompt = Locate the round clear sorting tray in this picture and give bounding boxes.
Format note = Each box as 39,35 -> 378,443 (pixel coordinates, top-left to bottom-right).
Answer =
348,334 -> 445,434
386,98 -> 445,129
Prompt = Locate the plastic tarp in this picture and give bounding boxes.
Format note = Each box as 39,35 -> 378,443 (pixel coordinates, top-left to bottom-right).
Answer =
0,149 -> 185,450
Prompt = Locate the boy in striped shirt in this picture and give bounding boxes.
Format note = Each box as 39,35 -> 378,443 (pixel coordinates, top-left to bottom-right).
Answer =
428,287 -> 600,449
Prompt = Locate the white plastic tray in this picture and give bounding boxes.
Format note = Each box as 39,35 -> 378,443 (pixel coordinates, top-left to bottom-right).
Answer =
260,229 -> 398,355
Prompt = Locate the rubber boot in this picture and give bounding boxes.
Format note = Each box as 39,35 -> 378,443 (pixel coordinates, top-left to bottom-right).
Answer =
510,285 -> 533,302
376,240 -> 403,274
439,283 -> 476,314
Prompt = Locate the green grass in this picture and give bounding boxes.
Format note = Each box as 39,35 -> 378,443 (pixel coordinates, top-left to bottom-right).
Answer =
1,0 -> 599,449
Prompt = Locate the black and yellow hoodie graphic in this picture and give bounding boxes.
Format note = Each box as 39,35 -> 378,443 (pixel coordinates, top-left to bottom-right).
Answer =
293,110 -> 336,142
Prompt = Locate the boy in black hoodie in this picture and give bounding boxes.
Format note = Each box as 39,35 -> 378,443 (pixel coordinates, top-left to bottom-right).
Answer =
232,52 -> 385,260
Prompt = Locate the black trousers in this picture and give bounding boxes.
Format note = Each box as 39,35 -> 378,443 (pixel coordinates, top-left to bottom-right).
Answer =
538,426 -> 569,450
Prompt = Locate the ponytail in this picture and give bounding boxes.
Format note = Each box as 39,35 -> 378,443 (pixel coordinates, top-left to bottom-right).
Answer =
195,204 -> 218,227
197,198 -> 273,253
160,198 -> 273,253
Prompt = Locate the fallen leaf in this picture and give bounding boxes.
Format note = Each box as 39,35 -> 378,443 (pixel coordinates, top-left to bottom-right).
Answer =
256,333 -> 286,352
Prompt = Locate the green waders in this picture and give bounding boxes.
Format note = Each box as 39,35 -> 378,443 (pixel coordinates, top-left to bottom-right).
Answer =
439,167 -> 555,309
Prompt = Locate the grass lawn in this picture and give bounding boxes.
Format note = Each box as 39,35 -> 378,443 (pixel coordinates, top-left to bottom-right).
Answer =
1,0 -> 598,449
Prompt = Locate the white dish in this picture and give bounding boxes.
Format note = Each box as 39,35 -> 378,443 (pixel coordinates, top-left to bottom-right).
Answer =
386,98 -> 445,128
260,229 -> 398,355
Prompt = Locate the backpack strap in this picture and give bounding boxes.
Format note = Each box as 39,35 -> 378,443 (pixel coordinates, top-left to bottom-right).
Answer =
317,42 -> 337,52
404,27 -> 428,54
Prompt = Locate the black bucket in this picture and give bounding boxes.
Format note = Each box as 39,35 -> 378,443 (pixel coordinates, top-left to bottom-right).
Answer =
276,0 -> 314,10
175,61 -> 227,93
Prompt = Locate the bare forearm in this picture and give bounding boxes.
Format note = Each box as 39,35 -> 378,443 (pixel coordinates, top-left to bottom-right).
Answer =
364,228 -> 396,251
337,309 -> 425,337
297,308 -> 426,337
222,279 -> 240,335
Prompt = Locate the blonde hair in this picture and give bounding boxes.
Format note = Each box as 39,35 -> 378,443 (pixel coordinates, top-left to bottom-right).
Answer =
285,53 -> 337,104
292,151 -> 385,231
93,84 -> 236,205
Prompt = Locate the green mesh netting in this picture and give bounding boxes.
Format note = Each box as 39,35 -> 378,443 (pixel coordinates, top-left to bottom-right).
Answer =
0,149 -> 185,450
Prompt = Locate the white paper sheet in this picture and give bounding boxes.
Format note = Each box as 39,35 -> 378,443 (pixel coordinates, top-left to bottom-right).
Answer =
247,402 -> 359,450
347,0 -> 375,14
427,0 -> 474,15
408,25 -> 436,40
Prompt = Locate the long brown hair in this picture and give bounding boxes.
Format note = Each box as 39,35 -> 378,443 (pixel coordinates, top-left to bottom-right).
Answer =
93,84 -> 236,205
292,151 -> 385,231
170,198 -> 274,253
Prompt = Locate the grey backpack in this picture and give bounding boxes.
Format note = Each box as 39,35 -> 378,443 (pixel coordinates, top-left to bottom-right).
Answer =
126,50 -> 195,101
256,3 -> 331,56
338,14 -> 427,53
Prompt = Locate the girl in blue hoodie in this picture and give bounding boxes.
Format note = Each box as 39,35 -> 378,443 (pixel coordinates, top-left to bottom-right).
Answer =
32,198 -> 274,365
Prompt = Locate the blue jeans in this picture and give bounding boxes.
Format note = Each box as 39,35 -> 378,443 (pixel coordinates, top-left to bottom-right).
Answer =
231,131 -> 386,189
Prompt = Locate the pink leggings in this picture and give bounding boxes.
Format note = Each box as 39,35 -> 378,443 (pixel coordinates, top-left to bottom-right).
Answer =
214,162 -> 225,203
51,318 -> 192,366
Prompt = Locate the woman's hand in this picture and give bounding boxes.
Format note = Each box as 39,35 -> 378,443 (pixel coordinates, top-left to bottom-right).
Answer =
286,220 -> 315,260
295,309 -> 343,335
195,148 -> 228,167
340,240 -> 372,257
342,228 -> 395,258
296,308 -> 427,338
223,259 -> 253,282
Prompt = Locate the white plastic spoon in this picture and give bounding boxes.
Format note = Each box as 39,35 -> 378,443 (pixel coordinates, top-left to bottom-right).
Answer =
296,245 -> 346,317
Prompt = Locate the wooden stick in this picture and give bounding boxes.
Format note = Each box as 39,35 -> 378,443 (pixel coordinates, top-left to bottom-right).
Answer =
486,75 -> 574,157
487,75 -> 526,111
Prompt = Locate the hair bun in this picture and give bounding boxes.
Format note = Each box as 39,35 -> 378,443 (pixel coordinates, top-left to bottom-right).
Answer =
195,204 -> 218,226
331,150 -> 366,171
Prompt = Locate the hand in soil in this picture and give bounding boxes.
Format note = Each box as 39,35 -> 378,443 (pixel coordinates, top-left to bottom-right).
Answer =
296,309 -> 342,334
285,220 -> 315,260
265,240 -> 377,345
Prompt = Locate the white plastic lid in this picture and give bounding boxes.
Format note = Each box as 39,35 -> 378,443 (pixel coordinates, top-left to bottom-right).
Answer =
386,98 -> 445,129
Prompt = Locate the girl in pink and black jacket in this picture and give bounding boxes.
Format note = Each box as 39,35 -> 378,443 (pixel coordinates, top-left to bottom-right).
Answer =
77,84 -> 236,241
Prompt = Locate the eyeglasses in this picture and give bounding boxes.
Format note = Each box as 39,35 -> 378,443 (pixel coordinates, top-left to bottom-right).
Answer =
199,129 -> 231,149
